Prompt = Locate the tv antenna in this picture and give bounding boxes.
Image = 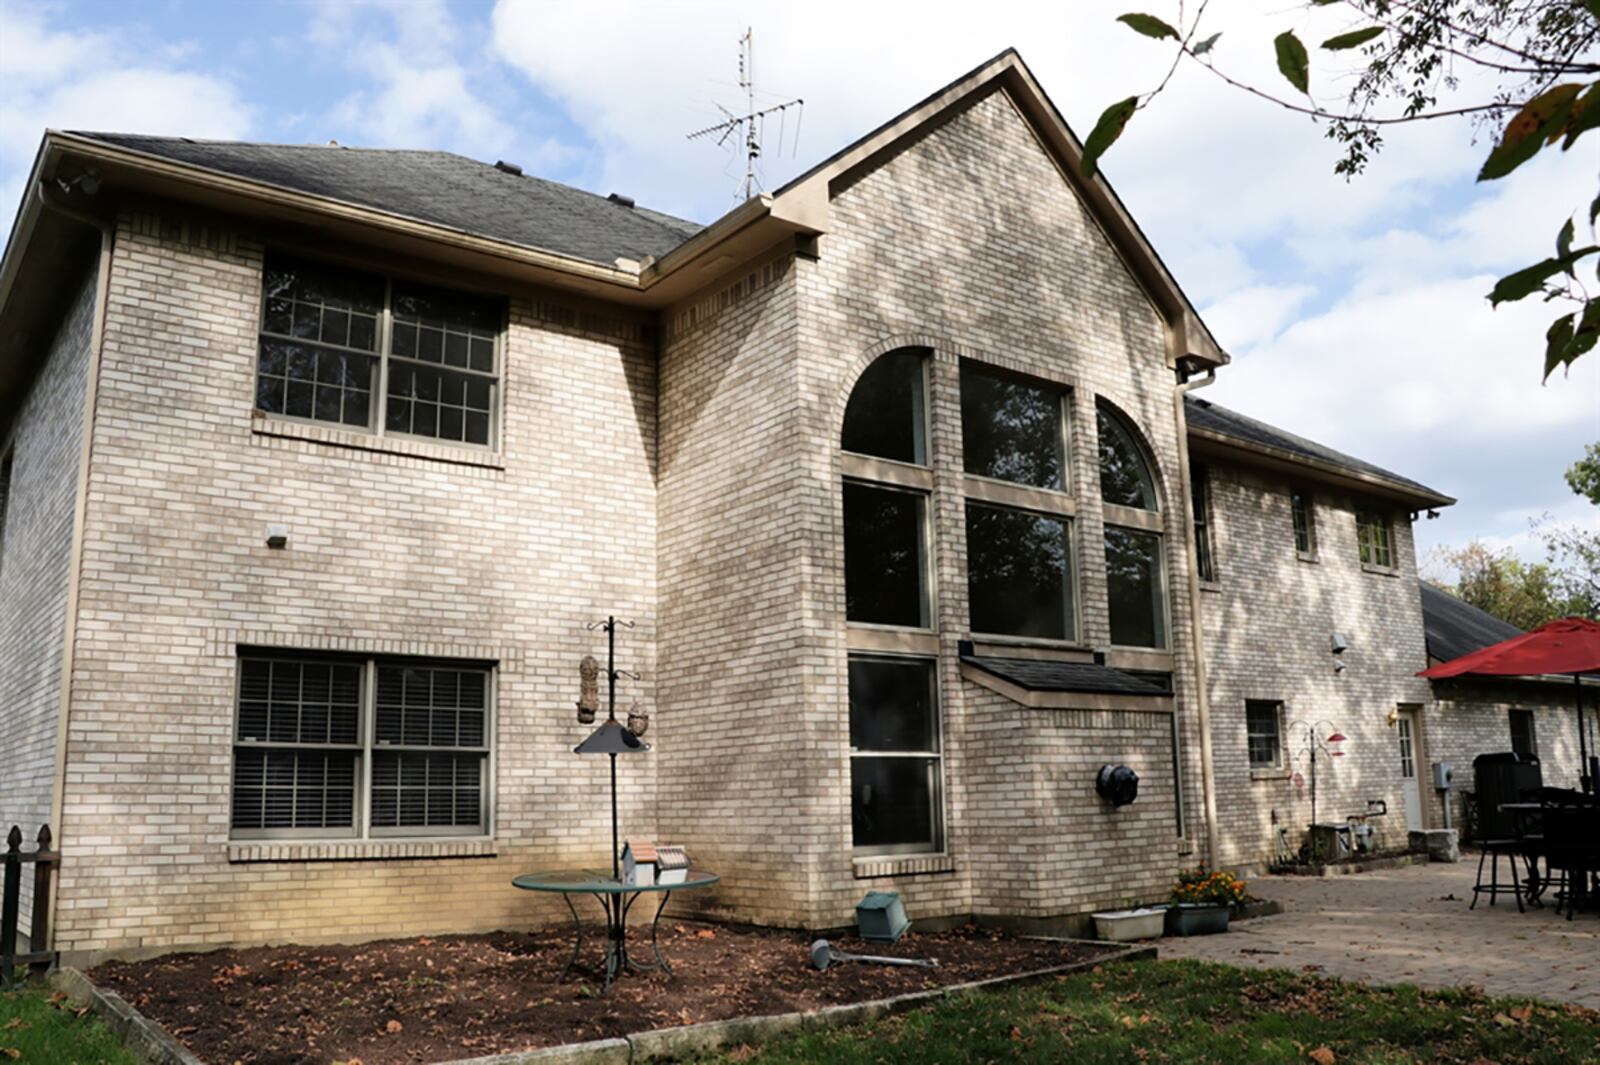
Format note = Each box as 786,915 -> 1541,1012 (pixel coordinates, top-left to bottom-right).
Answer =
686,28 -> 803,202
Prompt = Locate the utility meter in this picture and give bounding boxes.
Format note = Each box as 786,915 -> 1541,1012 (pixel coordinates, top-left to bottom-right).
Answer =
1431,761 -> 1453,790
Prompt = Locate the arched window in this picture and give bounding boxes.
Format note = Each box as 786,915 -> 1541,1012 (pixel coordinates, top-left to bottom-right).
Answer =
840,348 -> 941,857
1096,403 -> 1168,649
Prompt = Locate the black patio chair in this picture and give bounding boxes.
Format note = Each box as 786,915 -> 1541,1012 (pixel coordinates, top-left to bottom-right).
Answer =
1543,803 -> 1600,921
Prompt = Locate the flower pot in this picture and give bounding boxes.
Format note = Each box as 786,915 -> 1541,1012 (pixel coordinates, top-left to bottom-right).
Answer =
1166,902 -> 1231,936
1090,907 -> 1167,942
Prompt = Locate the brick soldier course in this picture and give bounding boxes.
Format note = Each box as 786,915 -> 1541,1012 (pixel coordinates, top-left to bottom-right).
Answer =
0,50 -> 1588,964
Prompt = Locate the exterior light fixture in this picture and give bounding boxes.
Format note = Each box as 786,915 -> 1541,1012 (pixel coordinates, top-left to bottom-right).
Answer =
264,524 -> 288,549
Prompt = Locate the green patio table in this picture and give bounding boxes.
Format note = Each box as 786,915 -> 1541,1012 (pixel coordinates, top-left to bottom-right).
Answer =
512,869 -> 719,991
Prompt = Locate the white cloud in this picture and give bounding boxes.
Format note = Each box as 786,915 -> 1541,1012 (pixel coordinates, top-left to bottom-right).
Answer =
0,3 -> 251,237
1200,284 -> 1317,352
308,0 -> 516,160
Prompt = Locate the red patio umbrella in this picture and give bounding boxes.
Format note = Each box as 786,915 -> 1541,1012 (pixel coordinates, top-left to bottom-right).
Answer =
1419,616 -> 1600,793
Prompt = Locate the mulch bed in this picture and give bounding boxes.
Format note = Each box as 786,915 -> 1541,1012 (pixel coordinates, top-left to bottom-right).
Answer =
90,922 -> 1120,1064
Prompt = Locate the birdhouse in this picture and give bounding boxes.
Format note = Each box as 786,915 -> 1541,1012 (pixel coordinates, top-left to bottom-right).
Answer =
655,845 -> 690,885
622,838 -> 658,886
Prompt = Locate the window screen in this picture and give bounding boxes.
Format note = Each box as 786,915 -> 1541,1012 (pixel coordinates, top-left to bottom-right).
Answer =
1246,701 -> 1283,768
849,657 -> 942,854
965,503 -> 1074,640
1105,525 -> 1167,648
843,482 -> 928,628
959,363 -> 1066,489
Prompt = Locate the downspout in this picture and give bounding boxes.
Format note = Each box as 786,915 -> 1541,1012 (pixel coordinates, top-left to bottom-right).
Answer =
1173,365 -> 1221,868
36,180 -> 114,954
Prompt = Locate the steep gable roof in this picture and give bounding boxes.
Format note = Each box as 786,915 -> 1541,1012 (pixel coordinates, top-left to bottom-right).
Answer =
1186,395 -> 1454,508
762,48 -> 1228,371
64,133 -> 702,269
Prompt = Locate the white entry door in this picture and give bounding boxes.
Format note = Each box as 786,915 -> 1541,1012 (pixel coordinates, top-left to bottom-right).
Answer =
1397,708 -> 1422,832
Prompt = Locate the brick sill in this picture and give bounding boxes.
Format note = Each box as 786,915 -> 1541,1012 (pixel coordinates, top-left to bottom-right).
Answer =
1198,580 -> 1222,594
250,417 -> 506,470
1250,769 -> 1291,782
853,853 -> 957,879
1361,563 -> 1401,578
228,838 -> 497,864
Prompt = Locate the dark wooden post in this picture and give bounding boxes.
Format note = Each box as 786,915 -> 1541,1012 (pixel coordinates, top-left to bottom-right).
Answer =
29,825 -> 53,979
1,825 -> 20,986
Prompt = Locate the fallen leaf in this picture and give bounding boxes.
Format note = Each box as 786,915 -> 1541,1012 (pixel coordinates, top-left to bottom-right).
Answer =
1,1048 -> 21,1060
1309,1047 -> 1336,1065
695,929 -> 716,939
1509,1005 -> 1533,1022
1009,1026 -> 1024,1040
1493,1013 -> 1517,1027
1,1021 -> 23,1032
385,1019 -> 404,1035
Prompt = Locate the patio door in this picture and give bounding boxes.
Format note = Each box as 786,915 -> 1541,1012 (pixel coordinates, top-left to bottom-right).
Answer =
1396,708 -> 1423,832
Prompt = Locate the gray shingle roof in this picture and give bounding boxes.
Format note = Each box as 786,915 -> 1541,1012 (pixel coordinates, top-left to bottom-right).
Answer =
71,132 -> 703,268
1419,582 -> 1524,664
1186,396 -> 1449,502
960,654 -> 1171,696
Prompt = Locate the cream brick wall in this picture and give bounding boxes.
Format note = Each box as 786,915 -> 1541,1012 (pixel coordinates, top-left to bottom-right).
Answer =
1427,680 -> 1591,831
51,210 -> 660,959
1196,458 -> 1437,867
0,253 -> 98,936
659,83 -> 1201,930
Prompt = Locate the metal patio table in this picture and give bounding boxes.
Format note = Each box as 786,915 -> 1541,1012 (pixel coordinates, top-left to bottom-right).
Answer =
512,869 -> 719,991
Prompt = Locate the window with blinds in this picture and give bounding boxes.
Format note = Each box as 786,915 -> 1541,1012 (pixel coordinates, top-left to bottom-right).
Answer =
230,653 -> 492,840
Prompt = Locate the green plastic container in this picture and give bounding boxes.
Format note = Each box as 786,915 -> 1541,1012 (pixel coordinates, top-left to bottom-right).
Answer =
856,891 -> 910,943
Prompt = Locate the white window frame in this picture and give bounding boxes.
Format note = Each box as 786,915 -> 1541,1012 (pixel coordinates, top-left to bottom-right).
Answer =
229,652 -> 496,842
1291,488 -> 1318,560
1356,508 -> 1395,570
847,653 -> 947,857
255,253 -> 508,452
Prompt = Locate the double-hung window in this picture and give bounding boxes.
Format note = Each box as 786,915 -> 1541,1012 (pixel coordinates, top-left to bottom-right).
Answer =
1098,404 -> 1168,648
1356,508 -> 1394,569
1246,700 -> 1284,769
959,362 -> 1077,641
1291,489 -> 1317,558
231,653 -> 492,839
1509,709 -> 1537,758
257,253 -> 504,448
849,656 -> 942,854
1190,463 -> 1216,583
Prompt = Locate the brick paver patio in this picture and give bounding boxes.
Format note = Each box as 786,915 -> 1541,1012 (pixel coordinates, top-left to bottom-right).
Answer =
1158,861 -> 1599,1008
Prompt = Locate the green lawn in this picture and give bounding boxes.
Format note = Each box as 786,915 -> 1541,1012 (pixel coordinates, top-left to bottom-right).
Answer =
695,960 -> 1600,1065
0,985 -> 136,1065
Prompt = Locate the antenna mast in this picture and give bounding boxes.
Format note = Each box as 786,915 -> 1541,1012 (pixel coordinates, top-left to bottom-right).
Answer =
687,28 -> 803,202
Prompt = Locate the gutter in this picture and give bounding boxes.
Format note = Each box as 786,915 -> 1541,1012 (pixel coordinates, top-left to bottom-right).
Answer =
1173,367 -> 1221,869
36,180 -> 114,958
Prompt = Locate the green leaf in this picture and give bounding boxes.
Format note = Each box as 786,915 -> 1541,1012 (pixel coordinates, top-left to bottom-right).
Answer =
1558,217 -> 1575,266
1192,32 -> 1222,55
1275,31 -> 1310,94
1545,313 -> 1577,380
1322,27 -> 1384,50
1488,245 -> 1600,305
1478,84 -> 1583,181
1589,191 -> 1600,227
1117,13 -> 1180,40
1080,97 -> 1139,179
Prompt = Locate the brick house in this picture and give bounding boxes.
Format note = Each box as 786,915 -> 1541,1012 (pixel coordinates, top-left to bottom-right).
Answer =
0,50 -> 1590,963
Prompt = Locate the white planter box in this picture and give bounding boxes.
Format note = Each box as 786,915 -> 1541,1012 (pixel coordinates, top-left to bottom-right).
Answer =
1090,907 -> 1166,942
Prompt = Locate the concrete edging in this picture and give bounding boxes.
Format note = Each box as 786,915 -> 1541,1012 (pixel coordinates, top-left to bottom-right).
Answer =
56,942 -> 1154,1065
49,967 -> 206,1065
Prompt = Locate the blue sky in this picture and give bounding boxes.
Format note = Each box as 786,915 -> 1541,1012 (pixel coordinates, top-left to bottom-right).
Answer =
3,0 -> 1596,572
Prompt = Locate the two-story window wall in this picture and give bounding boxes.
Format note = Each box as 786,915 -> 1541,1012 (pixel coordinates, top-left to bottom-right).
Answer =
840,349 -> 942,855
1097,404 -> 1169,649
257,253 -> 506,448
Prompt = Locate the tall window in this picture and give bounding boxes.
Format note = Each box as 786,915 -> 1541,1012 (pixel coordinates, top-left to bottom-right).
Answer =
1098,404 -> 1168,648
959,362 -> 1076,641
841,349 -> 932,629
0,449 -> 12,577
1509,709 -> 1537,758
1356,509 -> 1394,568
258,253 -> 504,447
1190,463 -> 1215,582
1246,700 -> 1284,769
1291,489 -> 1316,558
232,653 -> 492,839
849,656 -> 942,854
